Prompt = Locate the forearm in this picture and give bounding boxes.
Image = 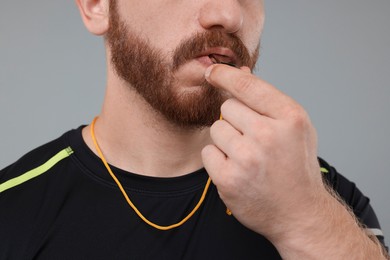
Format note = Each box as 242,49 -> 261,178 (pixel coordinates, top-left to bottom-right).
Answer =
270,189 -> 389,259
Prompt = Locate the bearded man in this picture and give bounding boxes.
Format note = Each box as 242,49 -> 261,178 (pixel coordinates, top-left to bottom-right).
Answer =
0,0 -> 388,259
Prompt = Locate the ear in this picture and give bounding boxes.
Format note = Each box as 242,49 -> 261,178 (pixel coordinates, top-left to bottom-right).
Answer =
75,0 -> 109,35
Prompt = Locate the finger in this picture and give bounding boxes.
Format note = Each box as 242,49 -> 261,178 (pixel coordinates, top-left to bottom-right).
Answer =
205,64 -> 294,119
220,98 -> 273,136
240,66 -> 251,73
201,144 -> 227,180
209,119 -> 243,158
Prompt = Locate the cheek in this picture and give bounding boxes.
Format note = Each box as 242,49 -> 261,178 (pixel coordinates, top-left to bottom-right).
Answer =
118,2 -> 169,43
243,25 -> 263,55
119,1 -> 198,52
242,3 -> 265,51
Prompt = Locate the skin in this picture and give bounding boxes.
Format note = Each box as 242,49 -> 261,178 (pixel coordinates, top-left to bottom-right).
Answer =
76,0 -> 387,258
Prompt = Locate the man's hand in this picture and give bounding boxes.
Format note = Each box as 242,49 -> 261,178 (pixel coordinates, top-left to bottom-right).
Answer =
202,64 -> 324,238
201,65 -> 387,259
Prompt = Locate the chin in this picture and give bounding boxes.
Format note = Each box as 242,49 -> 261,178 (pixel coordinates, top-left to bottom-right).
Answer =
180,85 -> 206,93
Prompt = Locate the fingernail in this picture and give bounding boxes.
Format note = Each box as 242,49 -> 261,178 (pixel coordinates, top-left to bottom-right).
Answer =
205,65 -> 213,79
240,66 -> 251,73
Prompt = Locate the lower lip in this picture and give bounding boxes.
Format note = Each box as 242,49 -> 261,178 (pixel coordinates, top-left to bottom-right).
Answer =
196,56 -> 214,67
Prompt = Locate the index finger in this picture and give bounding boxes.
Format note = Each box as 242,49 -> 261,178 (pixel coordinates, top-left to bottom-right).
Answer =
205,64 -> 293,119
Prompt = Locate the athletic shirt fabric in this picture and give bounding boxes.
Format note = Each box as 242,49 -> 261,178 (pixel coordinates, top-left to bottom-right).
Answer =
0,126 -> 386,259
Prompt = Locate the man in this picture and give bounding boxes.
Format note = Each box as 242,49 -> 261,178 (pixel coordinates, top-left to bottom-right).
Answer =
0,0 -> 388,259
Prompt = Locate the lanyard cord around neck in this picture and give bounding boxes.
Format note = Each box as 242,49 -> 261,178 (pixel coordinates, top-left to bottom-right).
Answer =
90,117 -> 212,231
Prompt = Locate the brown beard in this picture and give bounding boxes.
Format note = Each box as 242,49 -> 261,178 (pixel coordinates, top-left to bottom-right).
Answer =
106,1 -> 259,129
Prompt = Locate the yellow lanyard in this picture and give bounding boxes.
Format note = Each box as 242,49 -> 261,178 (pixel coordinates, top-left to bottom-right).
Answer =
90,117 -> 212,230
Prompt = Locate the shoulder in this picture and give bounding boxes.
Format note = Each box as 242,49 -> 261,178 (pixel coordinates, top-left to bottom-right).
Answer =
0,130 -> 75,195
0,129 -> 80,258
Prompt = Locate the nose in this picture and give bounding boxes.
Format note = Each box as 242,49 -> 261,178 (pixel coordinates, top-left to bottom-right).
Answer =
198,0 -> 243,34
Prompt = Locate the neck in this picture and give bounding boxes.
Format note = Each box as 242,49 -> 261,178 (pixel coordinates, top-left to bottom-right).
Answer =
83,78 -> 212,178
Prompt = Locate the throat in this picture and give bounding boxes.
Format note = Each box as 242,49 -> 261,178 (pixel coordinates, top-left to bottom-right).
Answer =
85,116 -> 211,178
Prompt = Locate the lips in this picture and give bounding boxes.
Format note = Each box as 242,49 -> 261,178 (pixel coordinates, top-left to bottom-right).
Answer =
197,48 -> 239,67
208,54 -> 238,67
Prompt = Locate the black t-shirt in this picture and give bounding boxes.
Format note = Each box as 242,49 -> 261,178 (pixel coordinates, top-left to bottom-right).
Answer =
0,126 -> 386,259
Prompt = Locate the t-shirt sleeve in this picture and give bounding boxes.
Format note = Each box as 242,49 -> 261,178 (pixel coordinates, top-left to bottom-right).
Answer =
318,157 -> 388,252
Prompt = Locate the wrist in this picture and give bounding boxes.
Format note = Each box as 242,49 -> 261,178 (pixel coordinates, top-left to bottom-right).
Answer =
268,189 -> 386,259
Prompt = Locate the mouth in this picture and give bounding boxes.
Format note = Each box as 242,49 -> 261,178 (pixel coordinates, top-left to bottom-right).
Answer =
208,54 -> 238,68
196,48 -> 239,68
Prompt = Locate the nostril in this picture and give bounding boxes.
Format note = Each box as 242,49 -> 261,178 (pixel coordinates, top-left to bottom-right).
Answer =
198,2 -> 243,34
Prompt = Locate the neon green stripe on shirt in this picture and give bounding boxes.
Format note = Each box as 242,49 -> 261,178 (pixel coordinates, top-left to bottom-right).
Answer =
320,167 -> 329,174
0,146 -> 74,193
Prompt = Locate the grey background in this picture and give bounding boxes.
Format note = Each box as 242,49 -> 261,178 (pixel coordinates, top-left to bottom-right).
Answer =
1,1 -> 389,242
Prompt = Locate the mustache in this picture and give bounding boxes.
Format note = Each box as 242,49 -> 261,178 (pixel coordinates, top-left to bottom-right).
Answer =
171,30 -> 255,71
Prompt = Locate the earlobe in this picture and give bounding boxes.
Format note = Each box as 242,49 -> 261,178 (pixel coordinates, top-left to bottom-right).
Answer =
75,0 -> 109,35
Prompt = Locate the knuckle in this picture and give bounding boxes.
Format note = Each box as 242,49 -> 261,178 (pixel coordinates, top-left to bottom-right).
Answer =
234,75 -> 256,94
234,142 -> 259,169
209,120 -> 223,138
214,169 -> 239,195
257,127 -> 276,147
250,117 -> 266,133
286,106 -> 310,130
249,119 -> 274,144
218,175 -> 238,193
231,137 -> 247,155
220,98 -> 236,114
